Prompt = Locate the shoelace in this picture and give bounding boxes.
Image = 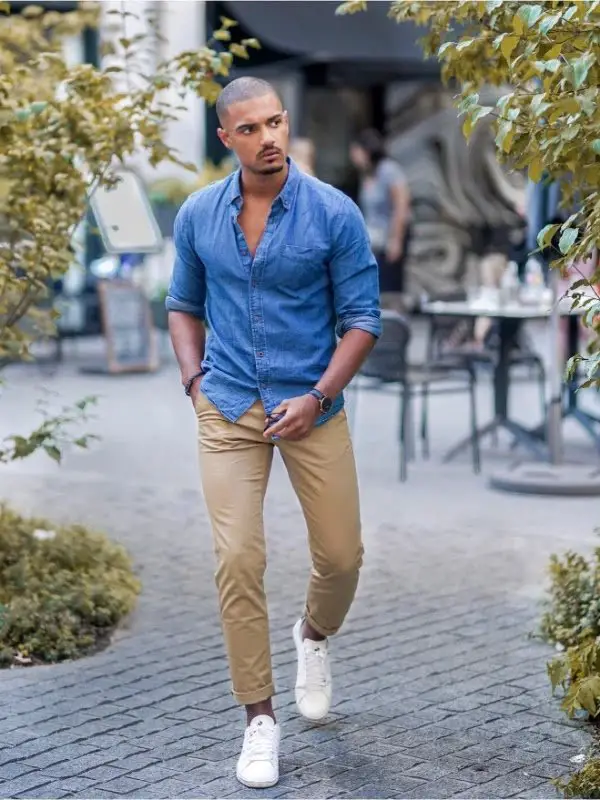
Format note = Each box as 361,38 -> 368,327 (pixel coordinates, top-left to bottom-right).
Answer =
304,644 -> 328,688
245,724 -> 275,762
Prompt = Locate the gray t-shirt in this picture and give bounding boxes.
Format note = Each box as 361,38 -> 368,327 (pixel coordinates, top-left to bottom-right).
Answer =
358,158 -> 407,250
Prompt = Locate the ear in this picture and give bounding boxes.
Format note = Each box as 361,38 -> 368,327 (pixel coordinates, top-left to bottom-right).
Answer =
217,127 -> 232,150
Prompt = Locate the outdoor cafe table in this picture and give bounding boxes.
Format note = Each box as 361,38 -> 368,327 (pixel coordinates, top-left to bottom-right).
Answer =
421,298 -> 598,463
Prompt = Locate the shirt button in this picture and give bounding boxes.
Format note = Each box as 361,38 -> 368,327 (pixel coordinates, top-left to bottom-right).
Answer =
257,352 -> 264,358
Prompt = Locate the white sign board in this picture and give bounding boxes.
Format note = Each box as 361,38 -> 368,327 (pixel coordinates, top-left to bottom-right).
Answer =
89,170 -> 164,254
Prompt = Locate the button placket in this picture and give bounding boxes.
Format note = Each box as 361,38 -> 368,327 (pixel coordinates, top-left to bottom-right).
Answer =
249,205 -> 283,406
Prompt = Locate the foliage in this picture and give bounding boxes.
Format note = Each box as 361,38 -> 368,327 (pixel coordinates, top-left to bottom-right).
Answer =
0,504 -> 140,665
0,394 -> 98,464
541,545 -> 600,715
337,0 -> 600,388
0,2 -> 255,462
555,754 -> 600,798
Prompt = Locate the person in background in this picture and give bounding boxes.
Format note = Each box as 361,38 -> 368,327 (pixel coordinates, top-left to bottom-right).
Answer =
350,129 -> 411,311
289,137 -> 316,176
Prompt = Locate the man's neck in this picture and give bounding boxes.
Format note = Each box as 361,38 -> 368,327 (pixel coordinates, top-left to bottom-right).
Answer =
240,162 -> 289,202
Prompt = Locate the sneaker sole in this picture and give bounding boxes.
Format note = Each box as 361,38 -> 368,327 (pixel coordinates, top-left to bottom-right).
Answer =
236,772 -> 279,789
293,621 -> 330,722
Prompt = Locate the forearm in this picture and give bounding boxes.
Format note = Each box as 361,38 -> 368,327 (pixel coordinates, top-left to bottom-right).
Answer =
315,329 -> 376,399
168,310 -> 206,387
389,189 -> 410,244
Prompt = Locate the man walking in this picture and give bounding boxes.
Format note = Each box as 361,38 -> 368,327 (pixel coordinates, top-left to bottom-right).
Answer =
166,77 -> 381,788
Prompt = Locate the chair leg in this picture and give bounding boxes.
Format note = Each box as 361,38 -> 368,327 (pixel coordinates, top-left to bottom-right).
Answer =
420,382 -> 430,459
469,372 -> 481,474
399,383 -> 409,482
538,362 -> 547,422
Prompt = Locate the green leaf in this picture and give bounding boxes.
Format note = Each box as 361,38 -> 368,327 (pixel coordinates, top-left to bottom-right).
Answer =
528,158 -> 543,182
537,223 -> 560,249
558,227 -> 578,254
501,35 -> 519,61
213,30 -> 231,42
512,13 -> 525,35
518,4 -> 543,28
573,54 -> 595,89
539,12 -> 561,35
229,43 -> 250,59
336,0 -> 367,14
472,106 -> 493,123
547,657 -> 567,692
43,445 -> 61,463
584,301 -> 600,327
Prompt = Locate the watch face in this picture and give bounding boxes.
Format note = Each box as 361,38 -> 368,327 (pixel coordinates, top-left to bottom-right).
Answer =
321,396 -> 333,413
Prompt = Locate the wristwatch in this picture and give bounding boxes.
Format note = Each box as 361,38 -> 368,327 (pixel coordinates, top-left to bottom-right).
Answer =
308,388 -> 333,414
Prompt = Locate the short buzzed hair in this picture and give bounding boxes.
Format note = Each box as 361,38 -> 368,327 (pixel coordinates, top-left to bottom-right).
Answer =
216,77 -> 280,125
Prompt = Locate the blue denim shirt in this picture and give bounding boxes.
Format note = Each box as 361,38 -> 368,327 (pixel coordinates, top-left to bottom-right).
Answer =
166,158 -> 381,424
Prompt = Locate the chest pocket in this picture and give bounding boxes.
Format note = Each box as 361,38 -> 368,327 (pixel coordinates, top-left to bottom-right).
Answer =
277,244 -> 330,291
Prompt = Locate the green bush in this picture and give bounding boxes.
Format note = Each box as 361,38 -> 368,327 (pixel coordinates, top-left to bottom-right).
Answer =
554,755 -> 600,799
541,547 -> 600,721
0,504 -> 140,665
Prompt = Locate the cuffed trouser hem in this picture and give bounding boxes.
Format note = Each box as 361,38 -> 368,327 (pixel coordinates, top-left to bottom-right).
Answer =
304,609 -> 340,639
232,682 -> 275,706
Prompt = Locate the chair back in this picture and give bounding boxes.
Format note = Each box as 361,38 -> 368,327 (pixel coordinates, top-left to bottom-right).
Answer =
359,310 -> 411,383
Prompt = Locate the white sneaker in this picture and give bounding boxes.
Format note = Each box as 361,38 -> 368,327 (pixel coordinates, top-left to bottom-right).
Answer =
236,715 -> 280,788
293,618 -> 332,721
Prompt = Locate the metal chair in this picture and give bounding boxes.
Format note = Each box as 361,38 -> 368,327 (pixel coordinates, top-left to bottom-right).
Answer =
424,293 -> 547,427
357,311 -> 480,481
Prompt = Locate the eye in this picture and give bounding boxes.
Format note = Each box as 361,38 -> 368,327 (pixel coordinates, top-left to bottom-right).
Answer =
270,118 -> 282,128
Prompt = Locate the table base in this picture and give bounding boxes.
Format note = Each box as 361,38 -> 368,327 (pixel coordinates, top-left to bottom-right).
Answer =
489,463 -> 600,496
443,416 -> 548,465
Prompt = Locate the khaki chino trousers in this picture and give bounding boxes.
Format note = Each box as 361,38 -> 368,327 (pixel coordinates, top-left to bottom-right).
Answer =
196,392 -> 363,705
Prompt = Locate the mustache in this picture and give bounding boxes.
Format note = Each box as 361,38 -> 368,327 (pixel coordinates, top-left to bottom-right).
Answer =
258,147 -> 282,158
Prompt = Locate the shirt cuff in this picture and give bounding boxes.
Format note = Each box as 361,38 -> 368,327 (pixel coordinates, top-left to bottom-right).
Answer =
165,295 -> 205,320
336,313 -> 382,339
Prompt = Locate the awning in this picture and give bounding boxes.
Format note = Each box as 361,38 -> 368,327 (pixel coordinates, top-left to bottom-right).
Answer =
9,1 -> 78,11
222,0 -> 435,71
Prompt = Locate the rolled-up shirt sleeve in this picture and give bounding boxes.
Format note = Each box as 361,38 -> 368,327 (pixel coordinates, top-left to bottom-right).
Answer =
165,199 -> 206,320
329,196 -> 382,339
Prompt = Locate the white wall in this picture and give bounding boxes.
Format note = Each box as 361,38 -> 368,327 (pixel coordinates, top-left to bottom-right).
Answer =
99,0 -> 206,180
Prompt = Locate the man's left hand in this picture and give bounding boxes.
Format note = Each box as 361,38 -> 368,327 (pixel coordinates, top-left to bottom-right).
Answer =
264,394 -> 320,441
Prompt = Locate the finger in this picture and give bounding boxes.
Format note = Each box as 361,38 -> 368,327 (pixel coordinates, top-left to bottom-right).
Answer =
266,415 -> 293,437
272,399 -> 290,415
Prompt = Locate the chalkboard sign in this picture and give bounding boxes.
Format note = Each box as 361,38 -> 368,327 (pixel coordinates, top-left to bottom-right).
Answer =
97,280 -> 158,374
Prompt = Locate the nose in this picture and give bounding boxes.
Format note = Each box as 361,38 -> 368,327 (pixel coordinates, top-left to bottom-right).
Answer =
260,126 -> 276,149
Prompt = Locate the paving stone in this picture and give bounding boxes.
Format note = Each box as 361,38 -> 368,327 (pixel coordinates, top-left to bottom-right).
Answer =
91,775 -> 148,795
405,776 -> 475,798
1,353 -> 597,799
0,772 -> 53,798
0,763 -> 35,780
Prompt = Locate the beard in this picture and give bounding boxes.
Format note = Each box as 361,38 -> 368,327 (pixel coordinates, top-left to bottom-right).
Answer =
253,162 -> 285,176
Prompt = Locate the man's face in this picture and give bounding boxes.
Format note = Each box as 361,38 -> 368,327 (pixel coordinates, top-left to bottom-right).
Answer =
217,93 -> 289,176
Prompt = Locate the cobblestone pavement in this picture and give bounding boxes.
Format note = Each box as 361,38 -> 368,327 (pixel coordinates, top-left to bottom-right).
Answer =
1,338 -> 599,799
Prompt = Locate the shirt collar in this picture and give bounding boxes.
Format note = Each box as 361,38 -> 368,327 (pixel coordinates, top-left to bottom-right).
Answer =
228,156 -> 300,210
